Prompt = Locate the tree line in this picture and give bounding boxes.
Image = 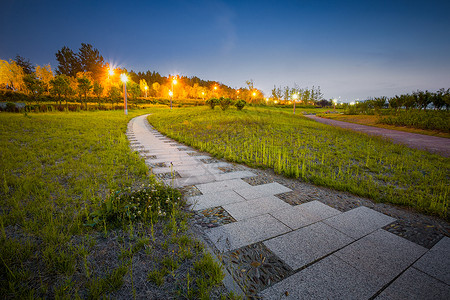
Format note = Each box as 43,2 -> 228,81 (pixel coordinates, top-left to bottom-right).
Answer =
1,43 -> 284,109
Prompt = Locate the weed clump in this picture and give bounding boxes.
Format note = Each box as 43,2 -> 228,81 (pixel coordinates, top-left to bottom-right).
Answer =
86,183 -> 183,228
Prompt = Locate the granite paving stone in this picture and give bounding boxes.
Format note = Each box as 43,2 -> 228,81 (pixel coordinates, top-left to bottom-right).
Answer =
177,168 -> 223,177
375,268 -> 450,300
222,195 -> 292,221
323,206 -> 396,239
206,214 -> 291,252
187,190 -> 247,211
195,179 -> 252,194
412,236 -> 450,284
163,174 -> 217,188
270,200 -> 342,230
259,255 -> 379,300
264,222 -> 354,270
334,229 -> 427,286
213,170 -> 256,181
235,182 -> 292,200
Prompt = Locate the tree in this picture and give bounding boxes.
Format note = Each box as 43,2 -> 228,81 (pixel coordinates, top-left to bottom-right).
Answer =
23,73 -> 44,102
139,79 -> 149,97
0,60 -> 25,91
35,64 -> 54,94
14,55 -> 34,74
152,82 -> 161,96
55,46 -> 81,77
128,81 -> 141,101
78,43 -> 105,81
108,86 -> 121,109
77,76 -> 93,110
50,74 -> 71,108
93,82 -> 104,108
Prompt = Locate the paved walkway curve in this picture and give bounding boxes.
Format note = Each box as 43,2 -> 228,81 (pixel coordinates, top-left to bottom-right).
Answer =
127,114 -> 450,299
304,115 -> 450,157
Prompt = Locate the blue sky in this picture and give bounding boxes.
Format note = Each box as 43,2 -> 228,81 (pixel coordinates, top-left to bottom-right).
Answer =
1,0 -> 449,101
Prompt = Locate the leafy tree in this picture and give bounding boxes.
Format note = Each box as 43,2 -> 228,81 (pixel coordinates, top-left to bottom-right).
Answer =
93,81 -> 104,107
78,43 -> 105,81
139,79 -> 149,97
77,76 -> 93,110
317,99 -> 331,107
14,55 -> 34,74
35,64 -> 54,94
108,86 -> 121,109
23,73 -> 44,102
55,46 -> 81,77
128,81 -> 141,101
414,90 -> 432,110
50,74 -> 71,108
0,60 -> 25,91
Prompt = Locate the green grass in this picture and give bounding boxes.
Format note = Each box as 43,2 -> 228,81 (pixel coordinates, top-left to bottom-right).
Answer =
0,109 -> 226,298
148,106 -> 449,219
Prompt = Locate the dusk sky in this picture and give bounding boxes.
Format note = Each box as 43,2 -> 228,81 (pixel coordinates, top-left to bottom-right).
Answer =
1,0 -> 449,101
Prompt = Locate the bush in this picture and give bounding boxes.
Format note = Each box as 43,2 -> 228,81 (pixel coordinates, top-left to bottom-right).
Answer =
235,99 -> 246,110
206,98 -> 218,109
219,97 -> 232,111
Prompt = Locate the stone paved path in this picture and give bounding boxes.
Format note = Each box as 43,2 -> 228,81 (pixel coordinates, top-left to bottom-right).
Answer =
304,115 -> 450,157
128,114 -> 450,299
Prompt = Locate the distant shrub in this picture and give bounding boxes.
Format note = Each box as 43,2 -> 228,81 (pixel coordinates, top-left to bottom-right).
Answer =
235,99 -> 246,110
206,98 -> 218,109
219,97 -> 232,111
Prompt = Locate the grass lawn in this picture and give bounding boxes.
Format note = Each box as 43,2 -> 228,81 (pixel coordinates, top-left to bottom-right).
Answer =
317,113 -> 450,138
148,106 -> 449,220
0,110 -> 229,299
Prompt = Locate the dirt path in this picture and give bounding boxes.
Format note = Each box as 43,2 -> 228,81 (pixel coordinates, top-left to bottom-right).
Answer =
304,115 -> 450,157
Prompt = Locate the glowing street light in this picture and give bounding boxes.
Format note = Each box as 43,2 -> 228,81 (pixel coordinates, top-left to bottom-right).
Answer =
144,85 -> 148,98
108,68 -> 115,76
292,93 -> 298,114
201,91 -> 205,101
120,73 -> 128,115
170,76 -> 177,109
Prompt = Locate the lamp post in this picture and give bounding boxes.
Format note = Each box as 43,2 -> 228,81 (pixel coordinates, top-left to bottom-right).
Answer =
120,73 -> 128,115
201,91 -> 205,101
144,85 -> 148,98
292,93 -> 298,114
170,77 -> 177,109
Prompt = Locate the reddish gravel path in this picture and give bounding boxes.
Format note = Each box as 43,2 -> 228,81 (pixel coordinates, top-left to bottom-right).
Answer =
304,115 -> 450,157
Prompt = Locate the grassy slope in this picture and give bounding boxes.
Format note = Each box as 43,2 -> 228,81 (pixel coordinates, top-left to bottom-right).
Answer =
148,106 -> 449,219
0,110 -> 226,299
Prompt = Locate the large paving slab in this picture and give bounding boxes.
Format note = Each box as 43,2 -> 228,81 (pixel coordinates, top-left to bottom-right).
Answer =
259,255 -> 379,299
271,200 -> 341,230
334,229 -> 427,286
235,182 -> 292,200
163,174 -> 217,188
323,206 -> 395,239
206,214 -> 291,252
375,268 -> 450,300
187,190 -> 246,211
412,236 -> 450,284
176,168 -> 223,177
213,170 -> 256,181
195,178 -> 252,194
264,222 -> 354,270
222,195 -> 291,221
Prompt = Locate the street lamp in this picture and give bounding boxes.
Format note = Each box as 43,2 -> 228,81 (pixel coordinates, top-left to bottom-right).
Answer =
144,85 -> 148,98
120,73 -> 128,115
170,77 -> 177,109
292,93 -> 298,114
201,91 -> 205,101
